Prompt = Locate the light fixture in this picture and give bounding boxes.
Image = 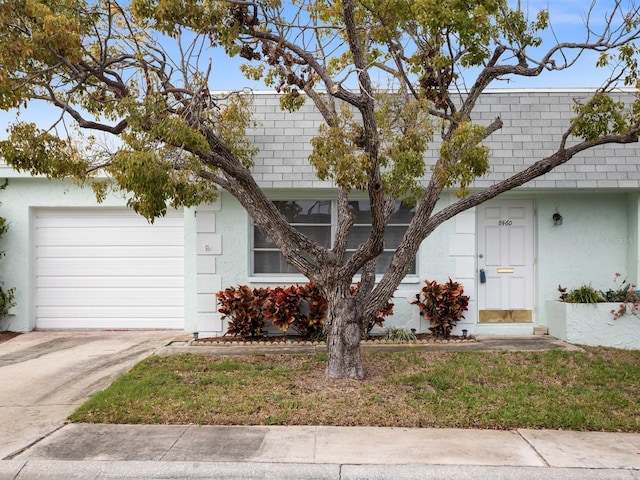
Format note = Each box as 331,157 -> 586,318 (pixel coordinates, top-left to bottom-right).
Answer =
553,212 -> 563,226
462,329 -> 468,339
193,331 -> 199,341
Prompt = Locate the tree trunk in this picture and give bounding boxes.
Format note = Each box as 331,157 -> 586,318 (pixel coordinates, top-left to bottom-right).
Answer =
324,293 -> 365,380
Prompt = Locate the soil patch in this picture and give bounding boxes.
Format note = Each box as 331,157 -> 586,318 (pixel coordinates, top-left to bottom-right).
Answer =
0,331 -> 21,344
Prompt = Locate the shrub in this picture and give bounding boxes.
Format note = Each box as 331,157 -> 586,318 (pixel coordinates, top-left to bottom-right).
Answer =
0,287 -> 15,320
216,285 -> 269,338
217,282 -> 394,340
412,278 -> 469,338
260,283 -> 327,339
295,283 -> 327,340
261,285 -> 303,332
369,300 -> 394,335
558,284 -> 603,303
385,327 -> 416,344
603,273 -> 637,302
558,274 -> 640,321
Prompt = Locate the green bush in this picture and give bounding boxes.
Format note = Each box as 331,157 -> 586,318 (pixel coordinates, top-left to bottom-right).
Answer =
558,274 -> 640,321
559,284 -> 604,303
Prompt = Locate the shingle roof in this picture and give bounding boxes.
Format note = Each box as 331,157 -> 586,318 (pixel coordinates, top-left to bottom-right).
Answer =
3,90 -> 639,189
246,90 -> 640,190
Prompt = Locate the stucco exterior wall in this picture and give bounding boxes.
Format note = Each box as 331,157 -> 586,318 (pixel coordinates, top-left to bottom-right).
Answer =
206,191 -> 465,336
547,301 -> 640,349
4,179 -> 638,337
536,192 -> 630,328
626,193 -> 640,286
0,178 -> 200,333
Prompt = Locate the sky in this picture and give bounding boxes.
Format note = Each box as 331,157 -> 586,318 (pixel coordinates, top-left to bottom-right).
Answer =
0,0 -> 634,140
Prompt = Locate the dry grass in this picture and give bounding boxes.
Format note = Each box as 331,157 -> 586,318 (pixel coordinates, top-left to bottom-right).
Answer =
70,348 -> 640,431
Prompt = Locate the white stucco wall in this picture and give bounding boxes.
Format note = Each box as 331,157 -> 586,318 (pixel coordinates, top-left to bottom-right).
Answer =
536,192 -> 630,328
0,177 -> 199,333
547,301 -> 640,349
209,191 -> 467,335
626,193 -> 640,286
1,181 -> 464,335
3,175 -> 639,338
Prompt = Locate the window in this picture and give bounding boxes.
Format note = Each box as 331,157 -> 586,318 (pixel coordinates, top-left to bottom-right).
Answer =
252,200 -> 416,275
345,201 -> 416,275
253,200 -> 332,274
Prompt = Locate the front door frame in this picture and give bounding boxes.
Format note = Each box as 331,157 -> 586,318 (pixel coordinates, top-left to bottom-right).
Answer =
476,199 -> 535,326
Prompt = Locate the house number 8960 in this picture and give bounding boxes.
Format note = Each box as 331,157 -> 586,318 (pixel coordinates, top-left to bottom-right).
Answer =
498,220 -> 513,226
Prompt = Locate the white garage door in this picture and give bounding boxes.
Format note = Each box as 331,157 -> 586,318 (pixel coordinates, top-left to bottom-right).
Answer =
34,208 -> 184,329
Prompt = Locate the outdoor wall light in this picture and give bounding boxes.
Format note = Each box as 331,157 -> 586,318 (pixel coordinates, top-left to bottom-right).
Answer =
462,329 -> 468,339
193,331 -> 199,341
553,212 -> 563,226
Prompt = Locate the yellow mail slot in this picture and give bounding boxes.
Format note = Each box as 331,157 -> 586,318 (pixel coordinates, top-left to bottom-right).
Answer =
497,267 -> 514,273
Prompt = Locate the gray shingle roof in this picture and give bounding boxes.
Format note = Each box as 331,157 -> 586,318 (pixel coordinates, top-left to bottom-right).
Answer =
246,90 -> 640,190
3,90 -> 639,190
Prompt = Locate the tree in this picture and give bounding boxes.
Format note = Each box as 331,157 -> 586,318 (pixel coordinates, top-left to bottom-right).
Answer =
1,0 -> 640,378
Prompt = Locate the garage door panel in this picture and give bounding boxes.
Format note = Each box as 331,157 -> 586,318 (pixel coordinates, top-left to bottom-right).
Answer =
35,215 -> 184,229
34,317 -> 183,329
37,288 -> 183,306
36,245 -> 184,258
34,208 -> 185,329
37,306 -> 183,318
38,207 -> 183,227
37,276 -> 184,289
36,227 -> 183,247
37,258 -> 184,276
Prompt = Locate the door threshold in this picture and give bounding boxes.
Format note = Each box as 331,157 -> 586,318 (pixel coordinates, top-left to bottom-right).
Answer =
478,309 -> 533,323
475,323 -> 536,336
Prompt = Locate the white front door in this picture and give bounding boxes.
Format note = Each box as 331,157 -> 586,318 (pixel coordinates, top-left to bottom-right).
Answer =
477,200 -> 534,323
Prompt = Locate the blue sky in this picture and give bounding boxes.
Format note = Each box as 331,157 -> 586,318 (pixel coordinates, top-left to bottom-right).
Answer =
0,1 -> 632,140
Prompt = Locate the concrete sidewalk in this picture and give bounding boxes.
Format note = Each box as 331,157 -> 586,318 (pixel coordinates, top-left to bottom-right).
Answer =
2,424 -> 640,479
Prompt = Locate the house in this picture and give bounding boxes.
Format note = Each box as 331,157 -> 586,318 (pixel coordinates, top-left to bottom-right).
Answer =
1,89 -> 639,337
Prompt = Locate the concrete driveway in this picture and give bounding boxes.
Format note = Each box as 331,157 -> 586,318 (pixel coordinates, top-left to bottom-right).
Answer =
0,331 -> 175,460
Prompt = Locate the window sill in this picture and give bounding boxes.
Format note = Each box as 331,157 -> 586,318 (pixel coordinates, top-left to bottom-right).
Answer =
248,275 -> 421,285
248,275 -> 309,284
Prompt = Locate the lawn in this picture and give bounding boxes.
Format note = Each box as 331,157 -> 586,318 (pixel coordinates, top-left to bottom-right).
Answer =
69,347 -> 640,432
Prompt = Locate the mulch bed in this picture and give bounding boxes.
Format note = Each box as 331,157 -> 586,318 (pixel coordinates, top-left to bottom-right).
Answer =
0,331 -> 21,344
193,332 -> 475,345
